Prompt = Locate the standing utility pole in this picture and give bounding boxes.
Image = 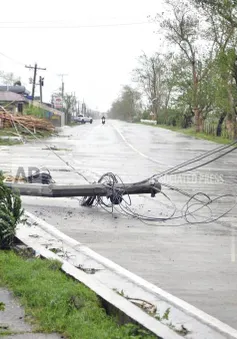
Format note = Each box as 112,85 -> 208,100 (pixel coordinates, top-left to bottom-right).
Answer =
39,76 -> 44,104
57,74 -> 68,102
25,63 -> 46,101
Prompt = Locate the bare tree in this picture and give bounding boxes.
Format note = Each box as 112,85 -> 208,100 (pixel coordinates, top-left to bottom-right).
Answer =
193,0 -> 237,28
0,71 -> 21,86
205,3 -> 237,137
157,0 -> 215,132
133,52 -> 172,120
64,93 -> 75,125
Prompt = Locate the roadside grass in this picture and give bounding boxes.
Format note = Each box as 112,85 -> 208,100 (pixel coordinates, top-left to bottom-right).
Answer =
0,140 -> 20,146
0,251 -> 156,339
0,128 -> 16,137
155,124 -> 232,145
0,128 -> 19,145
139,123 -> 232,145
0,128 -> 55,145
27,130 -> 56,140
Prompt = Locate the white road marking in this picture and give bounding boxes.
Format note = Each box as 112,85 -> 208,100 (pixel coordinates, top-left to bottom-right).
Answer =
112,123 -> 166,166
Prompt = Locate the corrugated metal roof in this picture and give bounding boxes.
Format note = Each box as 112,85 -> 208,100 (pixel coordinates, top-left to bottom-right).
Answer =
0,91 -> 26,102
0,86 -> 29,94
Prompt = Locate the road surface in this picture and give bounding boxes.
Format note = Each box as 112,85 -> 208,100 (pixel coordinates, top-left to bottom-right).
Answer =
1,120 -> 237,328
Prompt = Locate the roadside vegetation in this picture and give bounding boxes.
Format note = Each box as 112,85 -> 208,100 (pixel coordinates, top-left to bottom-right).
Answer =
0,173 -> 24,249
24,106 -> 48,119
0,252 -> 157,339
0,178 -> 156,339
159,125 -> 233,144
143,124 -> 232,144
0,127 -> 55,146
0,139 -> 20,146
108,0 -> 237,141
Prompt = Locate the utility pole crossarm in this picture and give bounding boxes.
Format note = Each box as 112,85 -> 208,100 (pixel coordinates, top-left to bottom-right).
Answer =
25,63 -> 46,101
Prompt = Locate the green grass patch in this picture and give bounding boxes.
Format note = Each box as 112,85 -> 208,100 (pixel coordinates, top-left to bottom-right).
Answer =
150,124 -> 232,145
0,128 -> 16,137
0,128 -> 55,145
27,130 -> 56,140
0,140 -> 20,146
0,128 -> 21,145
0,329 -> 17,336
0,252 -> 157,339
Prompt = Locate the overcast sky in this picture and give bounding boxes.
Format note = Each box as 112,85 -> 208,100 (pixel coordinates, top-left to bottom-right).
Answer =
0,0 -> 165,111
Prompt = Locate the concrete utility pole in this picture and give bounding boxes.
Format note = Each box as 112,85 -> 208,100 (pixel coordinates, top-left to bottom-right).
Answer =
82,101 -> 86,115
77,101 -> 80,115
39,76 -> 44,104
57,74 -> 68,101
25,64 -> 46,101
6,180 -> 161,202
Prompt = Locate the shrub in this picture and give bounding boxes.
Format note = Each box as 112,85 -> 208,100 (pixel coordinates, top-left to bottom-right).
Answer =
0,182 -> 24,249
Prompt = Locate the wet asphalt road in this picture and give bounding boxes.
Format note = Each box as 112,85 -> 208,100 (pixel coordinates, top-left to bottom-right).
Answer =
1,120 -> 237,328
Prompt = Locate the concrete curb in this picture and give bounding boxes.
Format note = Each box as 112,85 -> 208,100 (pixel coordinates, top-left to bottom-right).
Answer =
18,211 -> 237,339
25,211 -> 237,338
16,222 -> 179,339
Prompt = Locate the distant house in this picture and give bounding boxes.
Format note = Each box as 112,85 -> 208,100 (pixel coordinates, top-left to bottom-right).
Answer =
0,85 -> 30,96
0,91 -> 28,114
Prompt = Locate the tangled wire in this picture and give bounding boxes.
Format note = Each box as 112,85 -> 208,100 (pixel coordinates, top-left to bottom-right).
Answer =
6,115 -> 237,226
79,138 -> 237,225
79,171 -> 236,226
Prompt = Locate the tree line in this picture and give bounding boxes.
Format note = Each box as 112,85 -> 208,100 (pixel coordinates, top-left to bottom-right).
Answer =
108,0 -> 237,139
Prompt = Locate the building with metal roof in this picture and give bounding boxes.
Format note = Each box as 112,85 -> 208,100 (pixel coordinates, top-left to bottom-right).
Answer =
0,91 -> 27,114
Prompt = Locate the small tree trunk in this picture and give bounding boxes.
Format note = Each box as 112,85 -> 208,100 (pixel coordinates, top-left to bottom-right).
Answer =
153,102 -> 158,122
226,117 -> 234,139
226,85 -> 236,139
216,112 -> 227,137
194,107 -> 200,132
199,111 -> 204,132
65,111 -> 69,125
192,60 -> 203,133
232,115 -> 237,139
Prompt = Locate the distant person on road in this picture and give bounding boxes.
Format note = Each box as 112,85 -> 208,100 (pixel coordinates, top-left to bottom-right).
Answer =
101,115 -> 106,124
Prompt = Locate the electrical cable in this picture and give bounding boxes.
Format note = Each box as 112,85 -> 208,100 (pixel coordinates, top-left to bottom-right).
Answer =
0,21 -> 152,29
9,117 -> 91,184
89,173 -> 237,226
136,139 -> 237,185
169,146 -> 237,175
0,51 -> 25,66
6,116 -> 237,226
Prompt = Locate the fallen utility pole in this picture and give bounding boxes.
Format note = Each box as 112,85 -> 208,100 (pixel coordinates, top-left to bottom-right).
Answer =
5,181 -> 161,202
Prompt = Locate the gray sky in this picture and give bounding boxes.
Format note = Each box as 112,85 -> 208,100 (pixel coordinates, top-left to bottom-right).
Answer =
0,0 -> 165,111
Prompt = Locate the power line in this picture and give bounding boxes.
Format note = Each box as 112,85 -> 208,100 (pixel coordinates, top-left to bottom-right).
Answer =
0,50 -> 68,86
0,17 -> 150,24
0,21 -> 152,29
0,51 -> 25,66
0,50 -> 60,77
